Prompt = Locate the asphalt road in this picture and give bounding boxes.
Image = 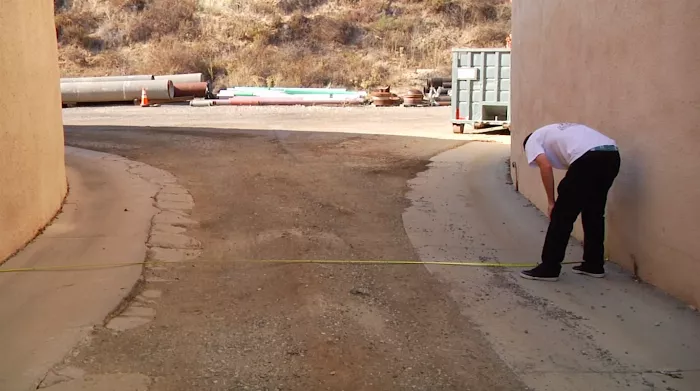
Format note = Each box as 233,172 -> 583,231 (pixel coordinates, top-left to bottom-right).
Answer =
61,124 -> 526,390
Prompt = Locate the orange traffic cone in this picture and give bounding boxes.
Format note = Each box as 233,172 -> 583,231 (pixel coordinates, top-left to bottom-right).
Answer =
140,88 -> 149,107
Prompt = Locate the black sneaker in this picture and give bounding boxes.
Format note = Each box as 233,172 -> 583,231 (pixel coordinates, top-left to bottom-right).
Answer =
520,264 -> 560,282
572,263 -> 605,278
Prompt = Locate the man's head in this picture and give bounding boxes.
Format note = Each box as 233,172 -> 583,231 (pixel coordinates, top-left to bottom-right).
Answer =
523,133 -> 533,150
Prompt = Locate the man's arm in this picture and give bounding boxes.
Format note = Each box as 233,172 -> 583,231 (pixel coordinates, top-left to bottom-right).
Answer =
534,154 -> 556,217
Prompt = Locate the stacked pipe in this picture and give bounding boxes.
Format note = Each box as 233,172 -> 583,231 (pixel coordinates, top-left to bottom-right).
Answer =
424,77 -> 452,106
60,73 -> 207,105
191,86 -> 367,107
191,97 -> 365,107
425,77 -> 452,90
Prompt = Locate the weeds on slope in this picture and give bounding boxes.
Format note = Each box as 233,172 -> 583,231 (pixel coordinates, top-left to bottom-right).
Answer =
54,0 -> 511,88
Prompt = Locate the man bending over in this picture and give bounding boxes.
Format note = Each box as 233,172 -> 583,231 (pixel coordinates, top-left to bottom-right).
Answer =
521,123 -> 621,281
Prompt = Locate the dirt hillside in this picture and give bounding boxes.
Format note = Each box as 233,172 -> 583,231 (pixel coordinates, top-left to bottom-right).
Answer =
54,0 -> 510,89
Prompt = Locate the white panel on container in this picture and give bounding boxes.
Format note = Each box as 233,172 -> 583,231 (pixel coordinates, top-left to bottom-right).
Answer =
501,54 -> 511,66
485,81 -> 497,91
500,80 -> 511,91
499,92 -> 510,102
460,54 -> 471,66
459,102 -> 471,119
471,91 -> 481,101
457,68 -> 478,80
458,80 -> 470,91
459,90 -> 471,102
472,82 -> 482,90
472,53 -> 482,66
485,91 -> 497,102
486,53 -> 497,66
485,66 -> 497,79
501,67 -> 511,79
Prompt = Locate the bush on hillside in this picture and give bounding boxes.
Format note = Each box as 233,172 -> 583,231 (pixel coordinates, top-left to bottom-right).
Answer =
55,9 -> 100,48
108,0 -> 148,11
141,37 -> 223,79
277,0 -> 327,14
127,0 -> 198,42
269,14 -> 363,48
428,0 -> 509,27
468,22 -> 509,47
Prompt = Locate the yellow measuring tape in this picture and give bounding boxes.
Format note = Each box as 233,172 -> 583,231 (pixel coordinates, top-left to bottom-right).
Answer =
0,259 -> 579,274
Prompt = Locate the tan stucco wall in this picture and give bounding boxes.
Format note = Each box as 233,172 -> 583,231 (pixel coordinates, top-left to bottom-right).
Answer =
510,0 -> 700,306
0,1 -> 67,262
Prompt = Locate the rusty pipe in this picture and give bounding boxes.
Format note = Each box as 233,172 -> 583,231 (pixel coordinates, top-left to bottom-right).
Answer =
173,82 -> 208,98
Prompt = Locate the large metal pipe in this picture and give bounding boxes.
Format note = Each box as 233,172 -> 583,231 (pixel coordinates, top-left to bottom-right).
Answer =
155,73 -> 204,83
173,82 -> 208,98
61,80 -> 174,103
60,75 -> 154,83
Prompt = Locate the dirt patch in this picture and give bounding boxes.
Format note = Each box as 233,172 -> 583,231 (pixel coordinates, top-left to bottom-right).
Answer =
61,126 -> 525,390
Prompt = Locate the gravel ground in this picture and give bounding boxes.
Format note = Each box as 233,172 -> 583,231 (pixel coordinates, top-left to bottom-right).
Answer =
56,110 -> 525,391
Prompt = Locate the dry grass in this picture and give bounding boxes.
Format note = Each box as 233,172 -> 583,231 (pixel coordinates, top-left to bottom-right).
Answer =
127,0 -> 199,43
55,0 -> 511,89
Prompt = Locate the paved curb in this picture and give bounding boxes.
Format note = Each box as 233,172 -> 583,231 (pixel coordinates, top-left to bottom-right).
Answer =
0,147 -> 171,391
36,149 -> 201,390
36,148 -> 201,390
103,155 -> 201,333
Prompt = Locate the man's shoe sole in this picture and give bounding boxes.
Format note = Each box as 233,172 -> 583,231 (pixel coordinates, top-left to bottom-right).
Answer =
572,269 -> 605,278
519,272 -> 558,282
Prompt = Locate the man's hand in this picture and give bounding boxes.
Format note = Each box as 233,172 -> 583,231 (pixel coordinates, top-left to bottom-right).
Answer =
533,154 -> 556,217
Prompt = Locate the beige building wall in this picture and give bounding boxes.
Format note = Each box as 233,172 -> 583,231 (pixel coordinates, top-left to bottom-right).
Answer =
0,1 -> 67,262
510,0 -> 700,307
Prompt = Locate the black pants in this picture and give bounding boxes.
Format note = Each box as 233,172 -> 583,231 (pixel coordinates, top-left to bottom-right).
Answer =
541,150 -> 621,272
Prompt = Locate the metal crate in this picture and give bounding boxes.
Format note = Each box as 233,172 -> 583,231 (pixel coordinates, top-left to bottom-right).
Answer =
451,48 -> 511,132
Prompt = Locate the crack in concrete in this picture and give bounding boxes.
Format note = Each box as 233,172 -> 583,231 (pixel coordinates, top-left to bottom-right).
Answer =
106,160 -> 200,332
39,151 -> 202,389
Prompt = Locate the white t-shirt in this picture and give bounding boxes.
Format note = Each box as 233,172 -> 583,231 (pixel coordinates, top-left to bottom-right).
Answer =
524,123 -> 617,169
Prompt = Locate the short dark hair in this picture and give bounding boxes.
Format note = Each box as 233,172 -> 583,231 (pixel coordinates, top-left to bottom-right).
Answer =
523,133 -> 533,150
